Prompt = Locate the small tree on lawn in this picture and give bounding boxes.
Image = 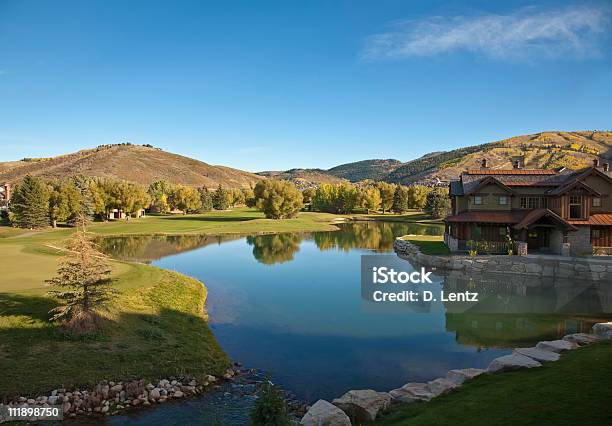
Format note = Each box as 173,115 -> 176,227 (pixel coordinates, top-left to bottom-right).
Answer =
46,228 -> 116,335
250,380 -> 290,426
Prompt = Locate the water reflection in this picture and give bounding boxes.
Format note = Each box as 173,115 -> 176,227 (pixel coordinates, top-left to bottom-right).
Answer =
99,221 -> 609,404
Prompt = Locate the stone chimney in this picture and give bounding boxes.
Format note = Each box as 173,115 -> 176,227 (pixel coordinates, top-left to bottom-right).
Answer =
481,158 -> 488,169
604,163 -> 610,172
511,155 -> 524,170
593,158 -> 600,168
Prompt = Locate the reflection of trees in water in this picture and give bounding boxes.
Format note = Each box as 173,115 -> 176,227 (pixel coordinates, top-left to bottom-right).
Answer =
247,234 -> 302,265
99,220 -> 443,264
98,234 -> 243,262
313,222 -> 443,253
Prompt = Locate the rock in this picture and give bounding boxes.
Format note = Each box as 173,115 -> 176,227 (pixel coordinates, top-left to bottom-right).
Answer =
535,340 -> 578,353
149,388 -> 161,400
171,380 -> 178,386
146,383 -> 155,391
48,395 -> 58,405
158,379 -> 169,388
62,401 -> 72,413
427,378 -> 459,396
389,382 -> 434,403
205,375 -> 217,383
110,384 -> 123,394
173,390 -> 184,398
514,347 -> 561,362
562,333 -> 602,346
300,400 -> 351,426
592,322 -> 612,338
446,368 -> 485,385
487,353 -> 542,373
332,390 -> 391,422
189,380 -> 197,387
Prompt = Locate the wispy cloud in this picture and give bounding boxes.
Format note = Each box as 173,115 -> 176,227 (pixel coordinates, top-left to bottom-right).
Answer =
362,5 -> 610,61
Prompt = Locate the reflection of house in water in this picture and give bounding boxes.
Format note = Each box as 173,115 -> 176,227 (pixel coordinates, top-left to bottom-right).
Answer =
440,270 -> 610,348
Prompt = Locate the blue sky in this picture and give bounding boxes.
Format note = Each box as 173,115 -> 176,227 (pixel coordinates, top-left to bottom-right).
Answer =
1,0 -> 611,172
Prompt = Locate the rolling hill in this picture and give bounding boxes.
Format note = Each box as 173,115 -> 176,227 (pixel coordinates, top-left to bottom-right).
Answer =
271,131 -> 612,185
0,144 -> 262,188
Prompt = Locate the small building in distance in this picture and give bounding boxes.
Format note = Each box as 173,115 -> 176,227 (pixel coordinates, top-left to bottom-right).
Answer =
107,208 -> 146,220
0,183 -> 11,209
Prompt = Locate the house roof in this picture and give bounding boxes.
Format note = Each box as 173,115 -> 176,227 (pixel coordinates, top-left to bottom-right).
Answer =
547,179 -> 601,196
513,208 -> 577,231
463,176 -> 514,195
465,169 -> 556,175
567,214 -> 612,226
446,211 -> 527,224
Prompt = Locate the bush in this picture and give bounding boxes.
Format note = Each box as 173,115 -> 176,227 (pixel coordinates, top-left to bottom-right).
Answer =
250,381 -> 290,426
253,179 -> 303,219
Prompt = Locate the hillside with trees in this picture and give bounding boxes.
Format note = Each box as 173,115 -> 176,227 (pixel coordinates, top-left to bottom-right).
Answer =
0,144 -> 262,189
268,131 -> 612,185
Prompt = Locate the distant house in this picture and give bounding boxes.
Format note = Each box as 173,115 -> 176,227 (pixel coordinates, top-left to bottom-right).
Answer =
107,208 -> 146,220
445,158 -> 612,256
0,183 -> 11,209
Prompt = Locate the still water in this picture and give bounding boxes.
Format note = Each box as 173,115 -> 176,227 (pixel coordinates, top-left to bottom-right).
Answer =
100,221 -> 608,424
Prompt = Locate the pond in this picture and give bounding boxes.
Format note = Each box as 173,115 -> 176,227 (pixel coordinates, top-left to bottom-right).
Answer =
100,221 -> 609,425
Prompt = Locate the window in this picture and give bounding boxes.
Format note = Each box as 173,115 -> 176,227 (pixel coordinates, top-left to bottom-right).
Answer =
498,196 -> 508,205
593,197 -> 601,207
474,196 -> 483,205
520,197 -> 546,209
499,227 -> 507,236
569,196 -> 582,219
592,229 -> 601,240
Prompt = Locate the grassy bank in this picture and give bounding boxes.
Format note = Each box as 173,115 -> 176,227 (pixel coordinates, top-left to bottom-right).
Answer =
375,341 -> 612,426
399,235 -> 449,255
0,209 -> 351,398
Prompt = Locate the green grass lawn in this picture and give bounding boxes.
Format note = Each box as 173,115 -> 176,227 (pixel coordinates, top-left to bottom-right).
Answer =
355,210 -> 444,224
375,341 -> 612,426
399,234 -> 450,255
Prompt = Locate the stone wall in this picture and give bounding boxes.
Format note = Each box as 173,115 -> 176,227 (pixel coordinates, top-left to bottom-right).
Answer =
394,238 -> 611,281
567,226 -> 592,256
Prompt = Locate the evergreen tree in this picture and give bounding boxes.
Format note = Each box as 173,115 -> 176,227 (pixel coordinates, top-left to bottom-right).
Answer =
46,229 -> 116,335
213,185 -> 230,210
10,175 -> 50,228
71,175 -> 95,224
424,188 -> 452,219
392,185 -> 409,213
198,187 -> 214,212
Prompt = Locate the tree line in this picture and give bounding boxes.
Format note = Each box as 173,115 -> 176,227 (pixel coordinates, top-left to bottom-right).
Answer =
4,174 -> 451,228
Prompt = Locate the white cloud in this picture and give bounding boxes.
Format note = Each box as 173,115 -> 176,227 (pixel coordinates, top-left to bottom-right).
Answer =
362,5 -> 610,61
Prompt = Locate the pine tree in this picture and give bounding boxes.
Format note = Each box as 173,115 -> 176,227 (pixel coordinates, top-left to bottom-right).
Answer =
392,185 -> 409,213
213,185 -> 230,210
9,175 -> 50,228
46,228 -> 116,335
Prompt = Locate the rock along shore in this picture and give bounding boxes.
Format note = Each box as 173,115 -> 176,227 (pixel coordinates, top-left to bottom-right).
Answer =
298,321 -> 612,425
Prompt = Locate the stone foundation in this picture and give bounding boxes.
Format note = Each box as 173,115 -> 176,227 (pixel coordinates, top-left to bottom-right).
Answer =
394,238 -> 611,281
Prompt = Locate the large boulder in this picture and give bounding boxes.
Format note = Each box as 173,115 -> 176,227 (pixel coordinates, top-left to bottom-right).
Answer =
300,400 -> 351,426
389,383 -> 434,403
592,322 -> 612,338
487,353 -> 542,373
535,340 -> 578,353
562,333 -> 603,346
446,368 -> 485,385
514,347 -> 560,362
332,389 -> 391,422
426,378 -> 459,397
